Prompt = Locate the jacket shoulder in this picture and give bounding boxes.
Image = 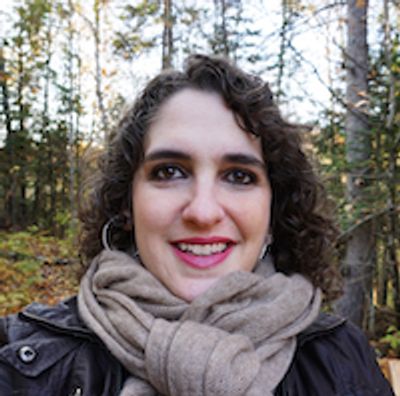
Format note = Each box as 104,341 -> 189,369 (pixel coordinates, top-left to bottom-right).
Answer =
276,313 -> 394,396
1,297 -> 93,343
0,297 -> 124,395
0,297 -> 90,377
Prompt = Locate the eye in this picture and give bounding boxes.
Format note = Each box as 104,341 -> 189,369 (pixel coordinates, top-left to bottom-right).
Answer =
224,169 -> 257,185
150,164 -> 187,181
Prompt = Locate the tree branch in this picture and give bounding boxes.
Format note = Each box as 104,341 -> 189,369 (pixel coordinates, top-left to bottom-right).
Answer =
337,205 -> 400,245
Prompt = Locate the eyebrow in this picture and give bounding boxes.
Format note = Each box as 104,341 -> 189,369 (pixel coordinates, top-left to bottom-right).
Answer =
223,153 -> 265,169
144,149 -> 265,169
144,149 -> 191,162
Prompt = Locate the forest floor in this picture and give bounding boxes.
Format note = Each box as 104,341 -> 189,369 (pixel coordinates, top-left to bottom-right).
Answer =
0,230 -> 79,316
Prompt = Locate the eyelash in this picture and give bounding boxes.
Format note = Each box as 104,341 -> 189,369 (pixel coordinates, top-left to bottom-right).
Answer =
150,164 -> 187,181
149,164 -> 258,186
223,168 -> 257,185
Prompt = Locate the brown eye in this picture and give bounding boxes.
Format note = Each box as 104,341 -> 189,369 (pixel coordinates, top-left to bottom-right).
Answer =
151,165 -> 187,181
225,169 -> 256,185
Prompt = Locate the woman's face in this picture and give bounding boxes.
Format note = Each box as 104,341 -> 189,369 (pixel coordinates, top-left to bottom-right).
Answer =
132,88 -> 272,301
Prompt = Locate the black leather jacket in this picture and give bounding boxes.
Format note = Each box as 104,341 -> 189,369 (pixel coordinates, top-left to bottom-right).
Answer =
0,298 -> 394,396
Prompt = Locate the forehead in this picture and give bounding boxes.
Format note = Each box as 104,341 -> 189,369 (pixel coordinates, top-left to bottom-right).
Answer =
144,88 -> 263,159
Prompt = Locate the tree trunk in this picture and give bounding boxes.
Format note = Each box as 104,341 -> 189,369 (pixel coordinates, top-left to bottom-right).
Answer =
0,44 -> 14,228
162,0 -> 173,70
15,36 -> 27,229
73,51 -> 82,226
0,46 -> 12,138
277,0 -> 290,101
383,0 -> 400,322
68,0 -> 77,223
93,0 -> 109,137
34,15 -> 53,225
212,0 -> 229,56
334,0 -> 371,327
219,0 -> 228,56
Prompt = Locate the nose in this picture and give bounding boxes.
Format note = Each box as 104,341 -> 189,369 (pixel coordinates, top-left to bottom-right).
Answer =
182,181 -> 224,228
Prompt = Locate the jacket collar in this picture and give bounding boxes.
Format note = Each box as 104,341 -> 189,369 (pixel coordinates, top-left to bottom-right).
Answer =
298,312 -> 346,346
20,296 -> 95,341
20,297 -> 346,345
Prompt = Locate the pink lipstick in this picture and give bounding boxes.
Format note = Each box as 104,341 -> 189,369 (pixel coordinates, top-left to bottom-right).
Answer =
170,237 -> 235,269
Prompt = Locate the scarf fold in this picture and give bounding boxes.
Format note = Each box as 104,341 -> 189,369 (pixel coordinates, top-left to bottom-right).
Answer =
78,250 -> 321,396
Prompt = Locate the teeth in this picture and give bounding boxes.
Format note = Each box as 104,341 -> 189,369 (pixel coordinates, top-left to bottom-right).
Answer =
177,242 -> 228,256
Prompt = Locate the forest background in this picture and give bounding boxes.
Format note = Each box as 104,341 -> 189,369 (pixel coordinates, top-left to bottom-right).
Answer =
0,0 -> 399,357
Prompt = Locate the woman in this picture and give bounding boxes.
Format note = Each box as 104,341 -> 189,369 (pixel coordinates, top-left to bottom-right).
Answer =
0,55 -> 393,396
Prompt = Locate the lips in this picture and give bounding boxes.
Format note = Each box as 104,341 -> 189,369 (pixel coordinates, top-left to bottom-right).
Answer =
170,237 -> 235,269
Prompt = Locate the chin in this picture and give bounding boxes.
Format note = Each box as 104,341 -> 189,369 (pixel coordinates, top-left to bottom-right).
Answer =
176,278 -> 220,302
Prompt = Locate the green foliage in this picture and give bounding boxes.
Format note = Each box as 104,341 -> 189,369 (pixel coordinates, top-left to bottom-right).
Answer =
1,0 -> 83,233
204,0 -> 262,62
55,210 -> 71,229
14,259 -> 43,286
113,1 -> 161,60
381,326 -> 400,356
0,229 -> 74,258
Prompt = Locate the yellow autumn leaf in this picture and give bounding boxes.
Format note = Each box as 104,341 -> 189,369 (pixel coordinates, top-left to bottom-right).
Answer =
334,134 -> 345,145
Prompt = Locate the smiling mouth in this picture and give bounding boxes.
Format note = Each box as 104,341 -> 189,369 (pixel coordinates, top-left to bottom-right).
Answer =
175,242 -> 230,256
170,238 -> 235,269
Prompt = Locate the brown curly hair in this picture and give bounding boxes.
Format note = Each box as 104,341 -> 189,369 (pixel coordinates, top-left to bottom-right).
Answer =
79,54 -> 342,300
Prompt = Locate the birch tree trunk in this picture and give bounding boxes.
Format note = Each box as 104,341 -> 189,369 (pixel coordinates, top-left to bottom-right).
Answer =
334,0 -> 371,327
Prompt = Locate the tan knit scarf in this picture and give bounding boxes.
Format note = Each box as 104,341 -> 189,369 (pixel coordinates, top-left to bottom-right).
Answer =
78,250 -> 321,396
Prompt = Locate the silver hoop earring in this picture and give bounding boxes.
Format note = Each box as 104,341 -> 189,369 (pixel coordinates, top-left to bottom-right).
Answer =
259,238 -> 272,260
101,215 -> 139,259
258,245 -> 267,260
102,216 -> 118,251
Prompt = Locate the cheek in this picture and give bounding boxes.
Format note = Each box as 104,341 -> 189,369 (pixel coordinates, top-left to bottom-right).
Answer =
132,188 -> 180,234
231,193 -> 271,235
